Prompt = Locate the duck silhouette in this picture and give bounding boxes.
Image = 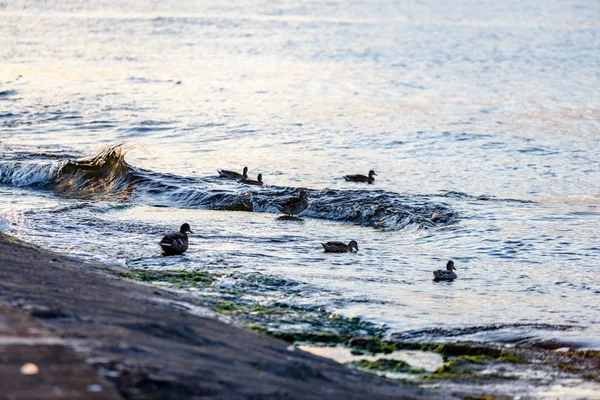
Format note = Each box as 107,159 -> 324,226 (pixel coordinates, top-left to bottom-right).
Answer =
159,223 -> 193,255
218,166 -> 248,179
242,174 -> 263,186
322,240 -> 359,253
433,260 -> 457,281
276,190 -> 309,217
344,170 -> 377,184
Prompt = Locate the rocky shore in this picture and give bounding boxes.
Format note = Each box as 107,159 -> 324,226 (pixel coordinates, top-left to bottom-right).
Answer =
0,233 -> 436,399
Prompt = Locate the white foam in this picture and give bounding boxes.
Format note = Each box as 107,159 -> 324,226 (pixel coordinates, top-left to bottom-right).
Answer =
0,161 -> 61,187
0,208 -> 24,235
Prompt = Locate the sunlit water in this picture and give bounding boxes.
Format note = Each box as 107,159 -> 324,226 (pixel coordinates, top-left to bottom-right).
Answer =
1,0 -> 600,349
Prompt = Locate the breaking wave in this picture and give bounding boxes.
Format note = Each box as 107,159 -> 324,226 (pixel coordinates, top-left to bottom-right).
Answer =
0,144 -> 458,230
0,144 -> 136,200
0,159 -> 60,187
54,144 -> 138,200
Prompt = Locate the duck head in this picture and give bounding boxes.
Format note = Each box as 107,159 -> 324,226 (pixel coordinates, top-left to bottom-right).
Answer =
348,240 -> 359,252
298,190 -> 308,200
257,173 -> 263,183
368,170 -> 377,178
242,166 -> 248,178
179,223 -> 193,234
446,260 -> 456,270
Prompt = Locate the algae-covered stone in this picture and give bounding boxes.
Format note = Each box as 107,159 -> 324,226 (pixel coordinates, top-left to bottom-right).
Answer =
118,269 -> 215,287
347,359 -> 425,374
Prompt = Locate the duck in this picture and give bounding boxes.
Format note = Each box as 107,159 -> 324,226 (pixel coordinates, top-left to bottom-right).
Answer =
433,260 -> 457,281
218,166 -> 248,179
322,240 -> 359,253
159,223 -> 193,255
344,170 -> 377,184
276,190 -> 309,217
242,174 -> 263,186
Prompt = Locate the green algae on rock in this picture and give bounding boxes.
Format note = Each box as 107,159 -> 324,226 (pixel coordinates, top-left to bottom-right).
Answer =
118,269 -> 215,287
106,263 -> 600,397
425,358 -> 518,381
347,359 -> 426,375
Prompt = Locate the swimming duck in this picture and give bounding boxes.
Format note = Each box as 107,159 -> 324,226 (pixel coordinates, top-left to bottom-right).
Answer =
322,240 -> 359,253
344,170 -> 377,184
433,260 -> 457,281
218,166 -> 248,179
276,190 -> 309,217
242,174 -> 263,186
159,223 -> 193,255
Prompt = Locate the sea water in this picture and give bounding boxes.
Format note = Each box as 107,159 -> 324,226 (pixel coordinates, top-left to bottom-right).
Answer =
1,0 -> 599,349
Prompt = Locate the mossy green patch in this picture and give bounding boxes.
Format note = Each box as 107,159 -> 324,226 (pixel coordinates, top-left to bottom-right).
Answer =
497,353 -> 524,364
220,302 -> 381,343
115,266 -> 381,345
568,349 -> 600,361
0,232 -> 38,250
346,338 -> 511,361
426,359 -> 517,381
246,324 -> 268,334
433,343 -> 502,358
558,362 -> 580,374
265,331 -> 348,345
118,269 -> 215,287
580,350 -> 600,359
459,355 -> 492,364
347,359 -> 425,374
432,359 -> 461,376
214,300 -> 288,317
214,300 -> 238,314
553,349 -> 600,382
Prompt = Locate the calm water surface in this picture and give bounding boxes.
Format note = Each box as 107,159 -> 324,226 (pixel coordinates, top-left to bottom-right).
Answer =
1,0 -> 600,348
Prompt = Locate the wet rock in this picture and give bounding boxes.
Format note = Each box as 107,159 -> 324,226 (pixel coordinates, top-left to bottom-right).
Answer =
21,304 -> 67,319
349,336 -> 380,351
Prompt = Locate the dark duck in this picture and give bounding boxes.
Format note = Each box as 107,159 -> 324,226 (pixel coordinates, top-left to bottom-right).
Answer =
276,190 -> 309,217
242,173 -> 263,186
433,260 -> 457,281
159,223 -> 193,255
218,166 -> 248,179
344,170 -> 377,184
322,240 -> 359,253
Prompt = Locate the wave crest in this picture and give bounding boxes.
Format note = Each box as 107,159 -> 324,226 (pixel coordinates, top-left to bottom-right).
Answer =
54,144 -> 138,200
1,144 -> 458,230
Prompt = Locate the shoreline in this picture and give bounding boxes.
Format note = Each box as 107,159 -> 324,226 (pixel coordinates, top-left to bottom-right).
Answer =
2,232 -> 599,399
0,233 -> 435,399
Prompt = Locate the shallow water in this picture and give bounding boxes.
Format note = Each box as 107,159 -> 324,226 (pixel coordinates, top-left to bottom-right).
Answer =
298,344 -> 600,399
1,0 -> 600,349
297,344 -> 443,372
